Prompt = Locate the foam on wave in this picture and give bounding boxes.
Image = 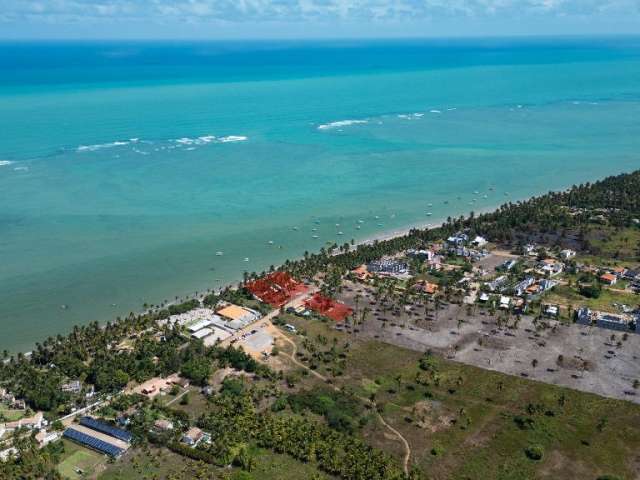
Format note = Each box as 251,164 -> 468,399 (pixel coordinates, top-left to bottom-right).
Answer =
0,160 -> 13,167
317,119 -> 368,130
77,140 -> 131,152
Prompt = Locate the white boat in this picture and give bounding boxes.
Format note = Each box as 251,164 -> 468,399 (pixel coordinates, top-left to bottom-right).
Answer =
312,228 -> 317,232
244,257 -> 250,262
216,251 -> 224,256
292,226 -> 299,231
426,212 -> 432,216
356,225 -> 361,230
268,240 -> 274,245
312,235 -> 319,239
377,223 -> 383,227
337,231 -> 344,235
427,203 -> 433,207
357,219 -> 364,223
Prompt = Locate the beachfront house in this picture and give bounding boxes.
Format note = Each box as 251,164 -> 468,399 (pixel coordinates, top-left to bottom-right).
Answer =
367,259 -> 409,276
446,233 -> 468,247
406,249 -> 435,261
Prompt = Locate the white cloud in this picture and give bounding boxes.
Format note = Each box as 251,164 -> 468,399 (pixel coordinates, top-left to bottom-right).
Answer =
0,0 -> 638,28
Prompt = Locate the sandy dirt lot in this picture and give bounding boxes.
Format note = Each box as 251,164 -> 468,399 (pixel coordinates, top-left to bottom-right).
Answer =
339,281 -> 640,404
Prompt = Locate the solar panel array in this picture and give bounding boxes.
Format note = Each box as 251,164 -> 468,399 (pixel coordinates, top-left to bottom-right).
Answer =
79,416 -> 132,443
63,428 -> 124,457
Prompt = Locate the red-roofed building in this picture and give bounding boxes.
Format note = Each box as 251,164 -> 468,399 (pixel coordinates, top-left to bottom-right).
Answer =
600,272 -> 617,285
246,272 -> 309,307
304,293 -> 353,322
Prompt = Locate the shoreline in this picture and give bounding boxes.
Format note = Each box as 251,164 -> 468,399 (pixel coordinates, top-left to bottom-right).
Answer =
2,184 -> 589,356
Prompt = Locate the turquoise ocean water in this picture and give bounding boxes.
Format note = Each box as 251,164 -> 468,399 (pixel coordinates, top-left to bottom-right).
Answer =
1,38 -> 640,352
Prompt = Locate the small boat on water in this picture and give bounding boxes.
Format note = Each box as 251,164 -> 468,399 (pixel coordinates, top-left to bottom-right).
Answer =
312,235 -> 319,239
338,231 -> 344,235
357,219 -> 364,223
60,304 -> 69,310
268,240 -> 274,245
216,251 -> 224,256
377,223 -> 383,227
312,227 -> 318,232
427,203 -> 433,207
426,212 -> 432,216
356,225 -> 361,230
292,226 -> 299,231
244,257 -> 250,262
374,215 -> 380,219
483,194 -> 488,199
335,223 -> 340,227
473,190 -> 479,195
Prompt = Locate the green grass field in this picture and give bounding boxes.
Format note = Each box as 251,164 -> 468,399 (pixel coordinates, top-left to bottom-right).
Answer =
544,284 -> 639,313
0,406 -> 26,422
281,311 -> 640,480
57,440 -> 107,479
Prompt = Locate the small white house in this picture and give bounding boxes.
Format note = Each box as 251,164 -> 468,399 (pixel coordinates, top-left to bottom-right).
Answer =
560,249 -> 576,260
499,296 -> 511,309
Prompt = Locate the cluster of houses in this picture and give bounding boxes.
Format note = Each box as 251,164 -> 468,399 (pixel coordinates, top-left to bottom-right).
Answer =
445,233 -> 489,260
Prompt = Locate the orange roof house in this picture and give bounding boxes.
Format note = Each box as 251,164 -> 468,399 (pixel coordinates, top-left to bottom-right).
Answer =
600,273 -> 617,285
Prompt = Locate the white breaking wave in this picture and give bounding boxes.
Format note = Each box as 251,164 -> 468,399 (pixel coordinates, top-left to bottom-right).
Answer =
317,119 -> 368,130
0,160 -> 13,167
218,135 -> 248,143
77,140 -> 130,152
174,135 -> 247,145
397,113 -> 424,120
429,109 -> 442,114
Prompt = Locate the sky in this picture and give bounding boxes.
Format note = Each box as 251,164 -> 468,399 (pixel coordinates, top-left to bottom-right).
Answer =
0,0 -> 639,40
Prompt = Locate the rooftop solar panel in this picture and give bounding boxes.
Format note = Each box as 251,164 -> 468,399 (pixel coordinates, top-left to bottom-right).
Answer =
63,428 -> 124,457
79,416 -> 133,443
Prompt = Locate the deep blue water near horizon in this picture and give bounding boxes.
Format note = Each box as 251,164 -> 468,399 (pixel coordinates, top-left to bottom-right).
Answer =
1,37 -> 640,352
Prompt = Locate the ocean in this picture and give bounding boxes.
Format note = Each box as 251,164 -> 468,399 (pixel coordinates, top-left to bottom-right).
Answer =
1,37 -> 640,353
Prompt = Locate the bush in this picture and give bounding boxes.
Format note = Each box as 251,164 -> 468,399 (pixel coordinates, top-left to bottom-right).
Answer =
525,444 -> 544,460
579,284 -> 601,299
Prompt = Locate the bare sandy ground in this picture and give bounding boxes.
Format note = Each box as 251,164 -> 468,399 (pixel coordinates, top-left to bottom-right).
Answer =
339,282 -> 640,404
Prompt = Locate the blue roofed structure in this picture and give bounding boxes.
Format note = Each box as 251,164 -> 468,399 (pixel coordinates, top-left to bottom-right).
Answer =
79,416 -> 132,443
63,427 -> 125,458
